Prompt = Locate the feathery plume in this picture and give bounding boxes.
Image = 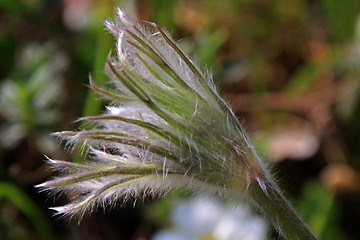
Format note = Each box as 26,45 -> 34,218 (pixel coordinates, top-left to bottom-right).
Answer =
38,9 -> 316,240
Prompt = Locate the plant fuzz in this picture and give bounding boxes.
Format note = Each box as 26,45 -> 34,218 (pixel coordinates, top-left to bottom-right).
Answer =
38,9 -> 317,240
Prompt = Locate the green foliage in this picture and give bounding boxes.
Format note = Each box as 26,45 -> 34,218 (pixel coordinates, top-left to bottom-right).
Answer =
0,182 -> 55,240
193,29 -> 228,68
320,0 -> 359,44
297,182 -> 341,240
0,44 -> 64,149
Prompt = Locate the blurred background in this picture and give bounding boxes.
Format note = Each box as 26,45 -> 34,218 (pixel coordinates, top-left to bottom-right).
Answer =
1,0 -> 360,239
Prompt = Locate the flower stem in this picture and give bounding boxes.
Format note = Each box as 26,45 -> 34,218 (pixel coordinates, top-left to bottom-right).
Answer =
248,178 -> 317,240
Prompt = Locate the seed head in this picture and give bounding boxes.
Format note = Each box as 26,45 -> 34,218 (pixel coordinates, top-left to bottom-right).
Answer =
38,8 -> 270,218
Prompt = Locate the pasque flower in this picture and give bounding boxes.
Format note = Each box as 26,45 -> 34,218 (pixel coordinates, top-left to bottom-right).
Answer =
38,9 -> 316,240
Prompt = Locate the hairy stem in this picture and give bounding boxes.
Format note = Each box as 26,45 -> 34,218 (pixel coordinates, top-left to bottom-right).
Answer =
248,178 -> 317,240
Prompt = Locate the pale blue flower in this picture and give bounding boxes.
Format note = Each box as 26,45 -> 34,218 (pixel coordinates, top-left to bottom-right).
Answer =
153,196 -> 267,240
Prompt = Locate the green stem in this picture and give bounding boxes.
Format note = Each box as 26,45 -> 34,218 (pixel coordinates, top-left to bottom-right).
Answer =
248,179 -> 317,240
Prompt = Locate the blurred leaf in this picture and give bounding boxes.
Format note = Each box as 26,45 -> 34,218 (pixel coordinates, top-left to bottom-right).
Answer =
82,1 -> 114,118
0,33 -> 16,78
320,0 -> 359,44
194,29 -> 228,67
0,182 -> 55,240
285,63 -> 317,93
297,182 -> 341,240
0,0 -> 22,13
147,0 -> 178,29
15,83 -> 34,131
336,78 -> 360,121
285,59 -> 334,94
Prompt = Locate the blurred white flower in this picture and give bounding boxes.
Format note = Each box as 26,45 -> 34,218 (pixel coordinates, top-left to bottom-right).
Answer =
267,127 -> 319,161
152,196 -> 267,240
